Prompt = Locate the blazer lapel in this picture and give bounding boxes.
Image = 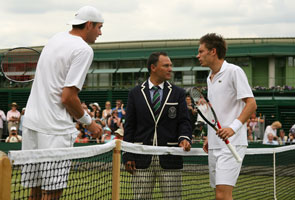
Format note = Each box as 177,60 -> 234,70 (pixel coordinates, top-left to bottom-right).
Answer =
161,81 -> 170,107
141,81 -> 156,121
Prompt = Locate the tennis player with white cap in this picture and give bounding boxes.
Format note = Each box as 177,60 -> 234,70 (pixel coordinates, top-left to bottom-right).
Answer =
22,6 -> 103,199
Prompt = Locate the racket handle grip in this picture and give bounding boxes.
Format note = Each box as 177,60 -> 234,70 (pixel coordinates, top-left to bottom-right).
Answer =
225,141 -> 242,163
217,121 -> 222,129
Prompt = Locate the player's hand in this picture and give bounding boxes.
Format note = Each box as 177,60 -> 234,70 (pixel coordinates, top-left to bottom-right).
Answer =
203,138 -> 208,153
86,121 -> 102,138
179,140 -> 191,151
125,161 -> 136,175
197,97 -> 206,105
216,128 -> 235,141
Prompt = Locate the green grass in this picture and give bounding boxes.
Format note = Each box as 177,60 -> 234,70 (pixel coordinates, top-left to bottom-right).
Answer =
10,166 -> 295,200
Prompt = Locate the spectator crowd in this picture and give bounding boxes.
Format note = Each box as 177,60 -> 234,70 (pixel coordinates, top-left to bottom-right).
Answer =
0,100 -> 126,144
0,99 -> 294,146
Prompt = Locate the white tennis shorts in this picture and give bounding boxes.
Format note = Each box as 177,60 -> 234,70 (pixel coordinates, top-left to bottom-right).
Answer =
208,146 -> 247,188
21,127 -> 77,190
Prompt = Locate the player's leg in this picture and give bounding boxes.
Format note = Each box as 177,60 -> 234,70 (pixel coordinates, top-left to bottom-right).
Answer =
212,146 -> 247,200
38,131 -> 76,199
22,127 -> 42,199
216,185 -> 233,200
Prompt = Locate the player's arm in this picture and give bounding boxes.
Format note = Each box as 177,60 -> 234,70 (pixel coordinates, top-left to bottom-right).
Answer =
61,86 -> 102,138
238,97 -> 257,124
218,97 -> 257,139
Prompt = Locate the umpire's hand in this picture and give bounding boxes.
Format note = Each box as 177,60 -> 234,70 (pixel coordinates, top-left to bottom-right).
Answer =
179,139 -> 191,151
86,121 -> 102,138
125,161 -> 136,175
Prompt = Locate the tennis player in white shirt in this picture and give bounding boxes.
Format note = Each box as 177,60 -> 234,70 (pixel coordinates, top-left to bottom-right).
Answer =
197,33 -> 257,200
22,6 -> 103,199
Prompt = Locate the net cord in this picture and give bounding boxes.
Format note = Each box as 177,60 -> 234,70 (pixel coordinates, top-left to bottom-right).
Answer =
8,140 -> 295,165
9,141 -> 116,165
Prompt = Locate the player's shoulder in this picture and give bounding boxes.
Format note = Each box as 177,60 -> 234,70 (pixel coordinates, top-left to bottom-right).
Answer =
224,61 -> 245,74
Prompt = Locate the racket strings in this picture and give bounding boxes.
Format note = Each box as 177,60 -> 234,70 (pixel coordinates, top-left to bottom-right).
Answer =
189,88 -> 202,102
196,104 -> 217,126
1,48 -> 39,82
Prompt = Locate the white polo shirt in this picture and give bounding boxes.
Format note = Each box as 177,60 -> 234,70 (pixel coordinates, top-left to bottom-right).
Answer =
23,32 -> 93,135
207,61 -> 254,149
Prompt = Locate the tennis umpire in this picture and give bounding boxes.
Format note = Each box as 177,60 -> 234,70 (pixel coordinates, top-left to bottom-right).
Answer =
123,52 -> 192,199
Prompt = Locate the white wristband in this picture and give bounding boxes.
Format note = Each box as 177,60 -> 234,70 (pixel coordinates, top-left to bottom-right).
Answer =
78,110 -> 92,126
229,119 -> 243,133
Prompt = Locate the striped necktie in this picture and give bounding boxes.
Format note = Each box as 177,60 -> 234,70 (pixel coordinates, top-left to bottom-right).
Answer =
152,86 -> 161,119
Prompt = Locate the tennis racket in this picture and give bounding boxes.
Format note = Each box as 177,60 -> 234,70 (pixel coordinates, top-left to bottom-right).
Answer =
1,47 -> 40,83
188,86 -> 242,163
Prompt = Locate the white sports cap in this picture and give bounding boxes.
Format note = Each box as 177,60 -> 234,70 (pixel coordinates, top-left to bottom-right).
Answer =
68,6 -> 104,25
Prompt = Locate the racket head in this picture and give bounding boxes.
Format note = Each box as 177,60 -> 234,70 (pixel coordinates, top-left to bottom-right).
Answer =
1,47 -> 40,83
188,87 -> 218,130
188,86 -> 204,103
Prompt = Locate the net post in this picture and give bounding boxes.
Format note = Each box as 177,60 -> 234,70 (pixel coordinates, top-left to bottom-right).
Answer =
112,139 -> 121,200
273,150 -> 277,200
0,151 -> 12,200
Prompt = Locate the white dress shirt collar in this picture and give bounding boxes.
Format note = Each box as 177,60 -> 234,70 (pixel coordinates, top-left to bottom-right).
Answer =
148,78 -> 164,90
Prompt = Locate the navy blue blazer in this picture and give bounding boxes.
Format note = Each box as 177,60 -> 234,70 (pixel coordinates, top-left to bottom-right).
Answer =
123,80 -> 192,169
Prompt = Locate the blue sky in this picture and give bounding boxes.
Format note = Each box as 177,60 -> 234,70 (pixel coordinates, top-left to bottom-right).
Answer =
0,0 -> 294,49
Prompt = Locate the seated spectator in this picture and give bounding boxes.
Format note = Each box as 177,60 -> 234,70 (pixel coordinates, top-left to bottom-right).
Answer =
265,133 -> 279,145
114,128 -> 124,140
278,129 -> 288,145
247,112 -> 264,141
263,121 -> 282,144
102,101 -> 112,119
108,110 -> 122,133
75,129 -> 89,143
7,102 -> 21,134
112,99 -> 126,119
286,128 -> 295,145
0,109 -> 6,140
90,103 -> 105,127
100,127 -> 115,143
5,127 -> 22,143
90,102 -> 101,118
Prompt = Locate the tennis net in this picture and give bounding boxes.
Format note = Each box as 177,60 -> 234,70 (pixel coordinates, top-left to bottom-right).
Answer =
2,140 -> 295,200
